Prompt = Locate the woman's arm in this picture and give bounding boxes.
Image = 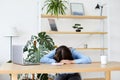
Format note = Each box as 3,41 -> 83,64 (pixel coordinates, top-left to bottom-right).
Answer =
40,50 -> 56,63
71,48 -> 92,64
59,48 -> 91,64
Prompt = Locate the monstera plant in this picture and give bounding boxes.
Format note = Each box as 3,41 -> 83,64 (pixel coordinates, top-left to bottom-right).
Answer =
42,0 -> 68,16
23,32 -> 55,80
23,32 -> 55,63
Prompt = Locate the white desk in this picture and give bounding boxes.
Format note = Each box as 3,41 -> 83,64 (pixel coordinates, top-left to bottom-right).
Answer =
0,62 -> 120,80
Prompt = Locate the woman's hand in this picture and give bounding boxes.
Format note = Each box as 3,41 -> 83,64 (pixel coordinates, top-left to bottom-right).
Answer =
60,60 -> 75,64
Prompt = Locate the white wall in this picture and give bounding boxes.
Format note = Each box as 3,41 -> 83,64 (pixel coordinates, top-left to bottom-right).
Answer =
0,0 -> 39,63
0,0 -> 120,80
109,0 -> 120,62
109,0 -> 120,80
0,0 -> 40,79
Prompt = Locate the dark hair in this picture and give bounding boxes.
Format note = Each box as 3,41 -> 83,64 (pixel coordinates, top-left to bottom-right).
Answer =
54,45 -> 73,62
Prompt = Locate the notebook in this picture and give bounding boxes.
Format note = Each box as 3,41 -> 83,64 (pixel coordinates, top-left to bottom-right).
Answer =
12,45 -> 40,65
48,19 -> 58,31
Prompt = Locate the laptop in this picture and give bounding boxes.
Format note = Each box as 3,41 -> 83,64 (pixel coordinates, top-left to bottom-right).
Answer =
48,19 -> 58,31
12,45 -> 40,65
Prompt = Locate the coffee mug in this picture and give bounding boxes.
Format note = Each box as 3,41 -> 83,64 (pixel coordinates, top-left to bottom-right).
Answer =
101,55 -> 107,65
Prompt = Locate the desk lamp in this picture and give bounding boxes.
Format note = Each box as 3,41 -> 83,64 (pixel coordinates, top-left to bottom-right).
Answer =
5,27 -> 18,62
95,4 -> 105,16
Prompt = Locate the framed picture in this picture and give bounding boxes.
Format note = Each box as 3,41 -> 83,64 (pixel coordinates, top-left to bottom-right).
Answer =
70,3 -> 84,16
48,19 -> 58,31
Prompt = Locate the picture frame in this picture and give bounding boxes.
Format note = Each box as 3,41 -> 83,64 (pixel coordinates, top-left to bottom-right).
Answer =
70,3 -> 85,16
48,19 -> 58,31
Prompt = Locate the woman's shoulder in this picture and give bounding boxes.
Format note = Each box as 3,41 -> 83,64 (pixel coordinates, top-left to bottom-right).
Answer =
69,47 -> 82,55
69,47 -> 76,52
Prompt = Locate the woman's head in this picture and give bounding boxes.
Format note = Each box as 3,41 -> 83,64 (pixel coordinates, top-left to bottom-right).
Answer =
54,45 -> 73,62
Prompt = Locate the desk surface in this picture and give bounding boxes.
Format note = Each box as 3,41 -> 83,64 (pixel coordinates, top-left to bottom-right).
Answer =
0,62 -> 120,74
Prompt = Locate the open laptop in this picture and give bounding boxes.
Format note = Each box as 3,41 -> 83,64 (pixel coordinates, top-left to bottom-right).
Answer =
48,19 -> 58,31
12,45 -> 40,65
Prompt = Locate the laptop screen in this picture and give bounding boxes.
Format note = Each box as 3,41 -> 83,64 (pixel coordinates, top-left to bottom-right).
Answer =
12,45 -> 40,65
12,45 -> 24,65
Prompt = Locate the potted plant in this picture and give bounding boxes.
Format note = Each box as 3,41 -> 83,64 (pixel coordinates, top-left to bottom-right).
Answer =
42,0 -> 68,16
23,32 -> 55,80
23,32 -> 55,63
72,24 -> 83,32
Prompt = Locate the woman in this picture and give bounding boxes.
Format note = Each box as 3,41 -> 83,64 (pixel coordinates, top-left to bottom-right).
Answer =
40,45 -> 91,80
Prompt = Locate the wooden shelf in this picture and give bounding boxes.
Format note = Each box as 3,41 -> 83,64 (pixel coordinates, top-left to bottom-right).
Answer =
54,46 -> 107,50
46,31 -> 107,34
41,14 -> 107,19
76,48 -> 108,50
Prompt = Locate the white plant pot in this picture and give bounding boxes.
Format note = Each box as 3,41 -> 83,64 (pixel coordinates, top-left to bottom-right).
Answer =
100,55 -> 107,65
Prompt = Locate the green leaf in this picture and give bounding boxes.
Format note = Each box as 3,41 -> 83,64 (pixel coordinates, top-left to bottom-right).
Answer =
42,0 -> 68,16
23,32 -> 55,63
